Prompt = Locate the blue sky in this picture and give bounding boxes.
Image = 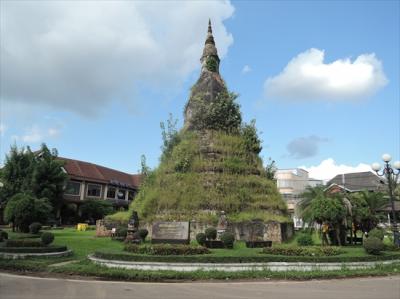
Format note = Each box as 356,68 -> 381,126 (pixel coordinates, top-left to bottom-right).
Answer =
1,0 -> 399,181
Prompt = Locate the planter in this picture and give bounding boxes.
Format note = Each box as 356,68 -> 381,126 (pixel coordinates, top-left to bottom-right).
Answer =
204,240 -> 224,248
246,241 -> 272,248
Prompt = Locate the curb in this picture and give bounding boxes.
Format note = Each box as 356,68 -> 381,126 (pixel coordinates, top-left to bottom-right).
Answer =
88,255 -> 400,272
0,250 -> 73,260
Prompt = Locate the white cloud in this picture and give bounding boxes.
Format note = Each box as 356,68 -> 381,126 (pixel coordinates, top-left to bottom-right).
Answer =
13,125 -> 61,144
264,48 -> 388,100
242,65 -> 251,74
1,1 -> 235,116
299,158 -> 371,181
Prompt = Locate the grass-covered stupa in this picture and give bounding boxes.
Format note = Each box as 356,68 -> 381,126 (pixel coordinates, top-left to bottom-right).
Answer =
124,21 -> 288,224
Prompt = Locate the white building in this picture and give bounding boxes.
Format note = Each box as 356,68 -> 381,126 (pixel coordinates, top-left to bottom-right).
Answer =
275,168 -> 323,228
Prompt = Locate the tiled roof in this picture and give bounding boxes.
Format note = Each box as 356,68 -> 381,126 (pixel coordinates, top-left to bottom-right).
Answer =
327,171 -> 386,192
58,157 -> 141,188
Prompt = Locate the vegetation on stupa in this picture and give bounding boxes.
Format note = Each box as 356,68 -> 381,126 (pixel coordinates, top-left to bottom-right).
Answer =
110,21 -> 288,224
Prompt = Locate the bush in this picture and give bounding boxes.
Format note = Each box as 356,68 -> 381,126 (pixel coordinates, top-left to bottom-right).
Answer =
205,227 -> 217,240
115,227 -> 128,238
196,233 -> 206,246
262,246 -> 342,257
368,228 -> 384,241
220,232 -> 235,248
363,237 -> 385,255
41,232 -> 54,245
0,230 -> 8,241
297,234 -> 314,246
138,229 -> 149,242
5,239 -> 43,247
79,200 -> 114,223
29,222 -> 42,234
124,244 -> 210,255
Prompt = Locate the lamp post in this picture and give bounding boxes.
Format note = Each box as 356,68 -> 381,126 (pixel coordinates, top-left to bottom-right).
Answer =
371,154 -> 400,246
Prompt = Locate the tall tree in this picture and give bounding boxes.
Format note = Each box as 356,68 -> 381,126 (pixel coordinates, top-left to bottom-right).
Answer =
31,144 -> 67,218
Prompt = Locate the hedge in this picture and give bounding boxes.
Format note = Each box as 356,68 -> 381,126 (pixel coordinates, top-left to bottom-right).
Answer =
0,246 -> 68,253
93,249 -> 400,263
262,246 -> 342,257
5,239 -> 43,247
124,244 -> 210,256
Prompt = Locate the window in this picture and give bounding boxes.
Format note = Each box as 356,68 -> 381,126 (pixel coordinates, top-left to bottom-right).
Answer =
87,184 -> 102,198
65,181 -> 81,196
128,190 -> 136,201
107,187 -> 116,199
117,189 -> 126,200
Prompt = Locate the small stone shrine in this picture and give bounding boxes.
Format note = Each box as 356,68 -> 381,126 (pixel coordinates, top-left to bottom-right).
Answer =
151,221 -> 190,244
125,211 -> 141,243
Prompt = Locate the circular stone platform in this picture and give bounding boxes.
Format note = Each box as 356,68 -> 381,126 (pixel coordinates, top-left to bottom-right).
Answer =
88,255 -> 400,272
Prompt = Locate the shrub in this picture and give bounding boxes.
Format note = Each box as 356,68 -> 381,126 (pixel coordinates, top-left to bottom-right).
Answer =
124,244 -> 210,255
41,232 -> 54,245
0,246 -> 67,253
368,228 -> 384,241
0,230 -> 8,241
5,239 -> 43,247
205,227 -> 217,240
262,246 -> 342,257
79,200 -> 114,223
220,232 -> 235,248
29,222 -> 42,234
363,237 -> 384,255
138,229 -> 149,241
297,234 -> 314,246
196,232 -> 206,246
115,227 -> 128,238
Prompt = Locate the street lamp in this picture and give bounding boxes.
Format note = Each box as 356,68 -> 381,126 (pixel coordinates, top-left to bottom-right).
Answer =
371,154 -> 400,246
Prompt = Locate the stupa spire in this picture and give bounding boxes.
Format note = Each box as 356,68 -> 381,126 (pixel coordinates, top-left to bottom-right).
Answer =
200,19 -> 220,71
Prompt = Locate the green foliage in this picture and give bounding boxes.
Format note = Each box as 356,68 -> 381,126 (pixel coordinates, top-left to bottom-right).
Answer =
4,193 -> 52,232
205,227 -> 217,240
196,233 -> 206,246
310,194 -> 346,224
189,91 -> 242,133
0,230 -> 8,241
297,234 -> 314,246
124,244 -> 210,255
79,200 -> 114,222
262,246 -> 342,256
0,144 -> 67,220
205,56 -> 218,72
41,232 -> 55,245
160,113 -> 180,160
6,239 -> 43,247
220,232 -> 235,248
368,228 -> 385,240
264,158 -> 277,180
241,120 -> 262,154
29,222 -> 42,234
349,191 -> 387,232
115,227 -> 128,238
138,229 -> 149,241
363,237 -> 385,255
0,245 -> 67,253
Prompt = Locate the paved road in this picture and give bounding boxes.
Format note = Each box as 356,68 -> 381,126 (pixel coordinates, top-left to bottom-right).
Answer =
0,273 -> 399,299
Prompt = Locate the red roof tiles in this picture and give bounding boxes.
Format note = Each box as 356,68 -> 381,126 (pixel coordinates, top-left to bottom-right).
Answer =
59,157 -> 141,188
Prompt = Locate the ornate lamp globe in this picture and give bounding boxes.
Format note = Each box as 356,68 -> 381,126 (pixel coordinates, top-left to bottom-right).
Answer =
393,161 -> 400,170
371,163 -> 381,172
382,153 -> 392,162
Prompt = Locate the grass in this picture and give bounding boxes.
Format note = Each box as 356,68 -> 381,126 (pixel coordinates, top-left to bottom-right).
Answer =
1,228 -> 400,281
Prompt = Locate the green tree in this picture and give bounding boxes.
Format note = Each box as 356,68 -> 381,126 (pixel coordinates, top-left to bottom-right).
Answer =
265,158 -> 277,181
79,200 -> 114,223
160,113 -> 180,160
4,193 -> 52,232
349,191 -> 387,233
31,144 -> 67,218
298,185 -> 326,224
0,145 -> 36,204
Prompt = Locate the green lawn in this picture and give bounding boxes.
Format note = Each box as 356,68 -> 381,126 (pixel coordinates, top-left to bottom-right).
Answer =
1,227 -> 400,281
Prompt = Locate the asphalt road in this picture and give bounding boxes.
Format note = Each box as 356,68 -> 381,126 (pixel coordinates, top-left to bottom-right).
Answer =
0,273 -> 399,299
